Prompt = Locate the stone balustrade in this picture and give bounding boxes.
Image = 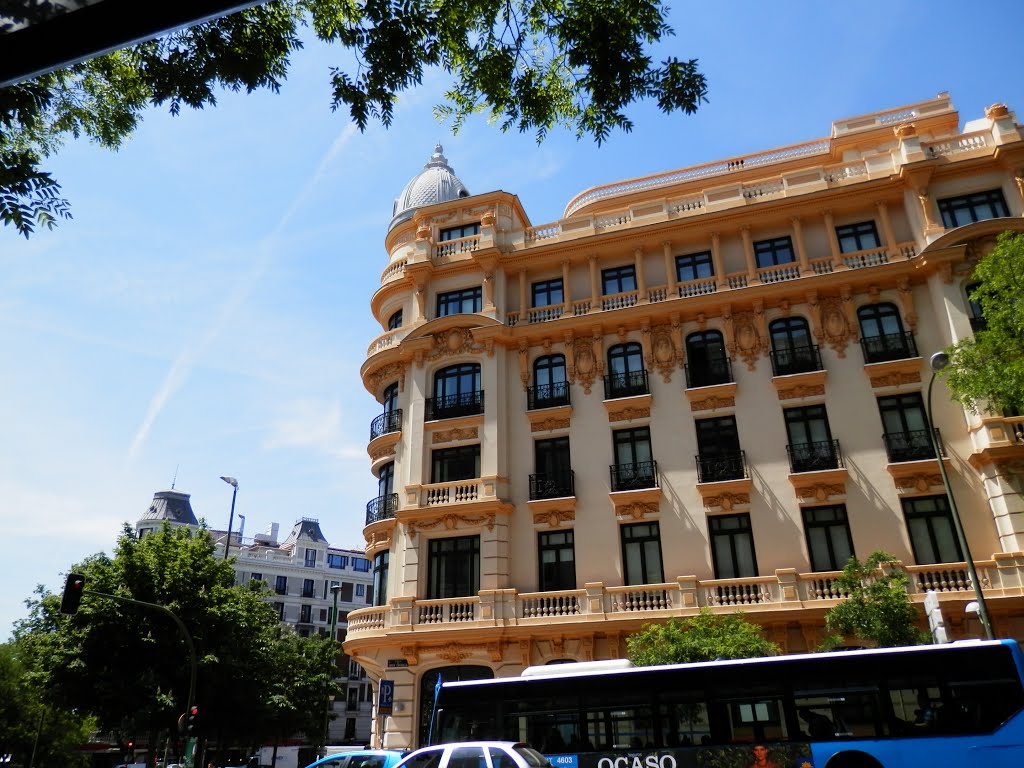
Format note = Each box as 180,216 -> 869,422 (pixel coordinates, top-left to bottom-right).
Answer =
345,556 -> 1024,638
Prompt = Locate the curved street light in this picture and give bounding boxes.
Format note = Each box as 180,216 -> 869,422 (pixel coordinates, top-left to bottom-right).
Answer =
926,352 -> 995,639
220,476 -> 238,560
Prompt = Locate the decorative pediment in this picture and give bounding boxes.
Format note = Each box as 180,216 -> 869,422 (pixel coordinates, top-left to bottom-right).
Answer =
532,509 -> 576,528
406,512 -> 496,538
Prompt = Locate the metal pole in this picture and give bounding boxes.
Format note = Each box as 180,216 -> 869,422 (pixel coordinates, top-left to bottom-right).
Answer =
927,366 -> 995,639
322,585 -> 341,756
222,483 -> 238,560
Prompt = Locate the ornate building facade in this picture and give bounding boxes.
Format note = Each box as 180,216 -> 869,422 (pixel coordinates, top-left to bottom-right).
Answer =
345,95 -> 1024,749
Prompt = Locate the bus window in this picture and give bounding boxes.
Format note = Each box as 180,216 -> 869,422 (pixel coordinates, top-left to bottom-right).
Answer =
726,697 -> 789,742
584,705 -> 656,749
793,691 -> 881,740
658,700 -> 710,746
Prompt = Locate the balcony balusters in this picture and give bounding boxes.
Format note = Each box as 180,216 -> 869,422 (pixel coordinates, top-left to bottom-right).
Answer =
365,493 -> 399,526
369,409 -> 403,440
695,450 -> 748,483
425,390 -> 484,420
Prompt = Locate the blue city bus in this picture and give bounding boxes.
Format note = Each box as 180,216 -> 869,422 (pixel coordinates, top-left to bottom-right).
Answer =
428,640 -> 1024,767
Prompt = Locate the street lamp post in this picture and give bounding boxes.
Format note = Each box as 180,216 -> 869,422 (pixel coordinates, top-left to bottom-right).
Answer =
220,476 -> 238,560
927,351 -> 995,640
322,584 -> 342,756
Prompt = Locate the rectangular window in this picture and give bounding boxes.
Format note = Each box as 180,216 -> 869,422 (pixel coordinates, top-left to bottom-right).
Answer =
302,578 -> 315,598
324,579 -> 339,599
938,189 -> 1009,228
319,608 -> 328,622
439,222 -> 481,241
428,535 -> 480,599
249,572 -> 263,584
601,265 -> 637,295
802,505 -> 855,572
784,404 -> 837,472
274,575 -> 287,595
611,427 -> 656,491
754,236 -> 795,268
532,437 -> 573,499
532,278 -> 564,308
352,557 -> 370,572
355,584 -> 365,597
709,513 -> 757,579
327,553 -> 348,569
538,530 -> 576,591
835,221 -> 881,253
878,393 -> 934,462
340,582 -> 354,601
903,495 -> 963,564
675,251 -> 714,282
274,602 -> 284,620
431,444 -> 481,482
304,548 -> 317,568
373,551 -> 389,607
299,604 -> 312,623
436,287 -> 482,317
621,522 -> 664,585
695,416 -> 744,482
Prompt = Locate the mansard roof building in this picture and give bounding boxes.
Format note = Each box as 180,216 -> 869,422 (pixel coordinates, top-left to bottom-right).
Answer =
345,95 -> 1024,750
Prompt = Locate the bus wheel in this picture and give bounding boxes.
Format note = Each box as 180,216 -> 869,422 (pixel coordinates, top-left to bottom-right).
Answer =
824,751 -> 883,768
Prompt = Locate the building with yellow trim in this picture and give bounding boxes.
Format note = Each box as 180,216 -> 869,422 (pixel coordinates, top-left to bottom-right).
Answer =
345,95 -> 1024,749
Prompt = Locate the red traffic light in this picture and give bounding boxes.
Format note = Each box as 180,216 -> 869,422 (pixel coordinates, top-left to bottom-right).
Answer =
59,573 -> 86,614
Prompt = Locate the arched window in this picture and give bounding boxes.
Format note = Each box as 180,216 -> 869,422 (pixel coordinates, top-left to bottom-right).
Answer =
383,382 -> 399,414
858,303 -> 915,363
685,331 -> 731,387
419,665 -> 494,745
768,317 -> 819,375
429,363 -> 482,419
605,342 -> 648,398
530,354 -> 569,409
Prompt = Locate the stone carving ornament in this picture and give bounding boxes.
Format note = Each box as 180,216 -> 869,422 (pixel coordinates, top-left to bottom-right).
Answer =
816,296 -> 853,356
647,324 -> 682,382
407,512 -> 496,538
534,510 -> 575,527
572,337 -> 600,394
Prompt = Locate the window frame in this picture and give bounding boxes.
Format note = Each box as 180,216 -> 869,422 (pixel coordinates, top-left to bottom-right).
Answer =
902,495 -> 964,565
675,251 -> 714,282
436,286 -> 482,317
709,513 -> 758,579
439,222 -> 481,241
835,221 -> 881,253
387,309 -> 403,330
802,504 -> 855,572
431,444 -> 481,483
532,278 -> 565,308
753,236 -> 796,268
620,521 -> 664,586
427,535 -> 481,599
601,264 -> 637,295
538,529 -> 576,592
937,189 -> 1010,228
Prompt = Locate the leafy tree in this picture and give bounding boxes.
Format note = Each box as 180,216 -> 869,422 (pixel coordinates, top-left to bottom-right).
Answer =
1,0 -> 708,237
0,640 -> 94,768
940,231 -> 1024,416
15,523 -> 336,757
821,551 -> 929,649
625,609 -> 780,666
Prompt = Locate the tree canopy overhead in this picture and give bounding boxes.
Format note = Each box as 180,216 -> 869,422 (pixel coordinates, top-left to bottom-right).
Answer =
0,0 -> 708,237
940,231 -> 1024,416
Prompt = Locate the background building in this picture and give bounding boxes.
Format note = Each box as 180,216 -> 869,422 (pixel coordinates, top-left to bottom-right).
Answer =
346,94 -> 1024,749
137,491 -> 375,745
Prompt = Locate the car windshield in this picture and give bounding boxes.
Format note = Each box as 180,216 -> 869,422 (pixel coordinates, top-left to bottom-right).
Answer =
513,747 -> 550,768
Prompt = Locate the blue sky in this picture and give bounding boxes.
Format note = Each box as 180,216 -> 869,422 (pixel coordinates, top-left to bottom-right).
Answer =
2,0 -> 1023,638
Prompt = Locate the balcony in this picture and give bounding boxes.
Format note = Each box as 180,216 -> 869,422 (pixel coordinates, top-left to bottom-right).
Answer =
860,331 -> 918,364
369,409 -> 402,440
603,370 -> 650,399
787,440 -> 843,473
365,493 -> 399,526
685,358 -> 733,388
609,460 -> 659,492
425,390 -> 484,421
529,471 -> 575,500
696,450 -> 748,483
770,345 -> 823,377
345,553 -> 1020,640
528,381 -> 570,410
883,428 -> 943,463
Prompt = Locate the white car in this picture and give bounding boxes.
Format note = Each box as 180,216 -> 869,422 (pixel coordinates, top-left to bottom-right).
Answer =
395,743 -> 550,768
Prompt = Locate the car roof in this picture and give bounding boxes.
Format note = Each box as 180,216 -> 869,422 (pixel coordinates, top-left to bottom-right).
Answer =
304,751 -> 407,768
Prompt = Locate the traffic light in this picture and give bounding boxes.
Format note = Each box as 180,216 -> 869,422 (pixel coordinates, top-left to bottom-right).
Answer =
188,705 -> 199,734
59,573 -> 86,614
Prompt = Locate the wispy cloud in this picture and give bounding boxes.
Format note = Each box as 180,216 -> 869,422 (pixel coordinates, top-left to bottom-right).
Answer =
262,397 -> 364,460
127,123 -> 360,461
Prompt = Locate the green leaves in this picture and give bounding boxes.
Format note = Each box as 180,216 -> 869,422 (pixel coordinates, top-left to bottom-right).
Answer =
821,551 -> 929,649
2,0 -> 707,236
625,609 -> 780,666
941,231 -> 1024,415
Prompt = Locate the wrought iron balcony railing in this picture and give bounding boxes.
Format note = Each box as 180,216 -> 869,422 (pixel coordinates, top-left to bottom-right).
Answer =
527,381 -> 570,410
603,369 -> 650,399
685,357 -> 733,388
609,460 -> 659,492
883,428 -> 943,463
695,450 -> 748,483
786,439 -> 843,473
425,390 -> 484,420
860,331 -> 918,364
369,408 -> 402,440
365,493 -> 399,526
770,344 -> 823,376
529,470 -> 576,500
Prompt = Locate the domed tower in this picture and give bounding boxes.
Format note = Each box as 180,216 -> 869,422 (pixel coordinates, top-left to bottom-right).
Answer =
389,144 -> 471,232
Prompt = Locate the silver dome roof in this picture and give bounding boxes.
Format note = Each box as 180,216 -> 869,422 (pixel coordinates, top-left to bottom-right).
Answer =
390,144 -> 470,231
